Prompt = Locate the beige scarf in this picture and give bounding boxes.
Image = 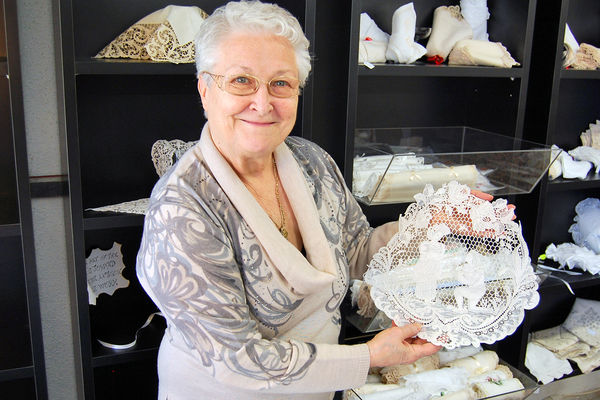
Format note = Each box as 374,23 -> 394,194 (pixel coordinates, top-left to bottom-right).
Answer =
199,124 -> 337,296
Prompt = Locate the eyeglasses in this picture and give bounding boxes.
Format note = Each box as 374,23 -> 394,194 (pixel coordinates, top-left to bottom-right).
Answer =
202,72 -> 300,98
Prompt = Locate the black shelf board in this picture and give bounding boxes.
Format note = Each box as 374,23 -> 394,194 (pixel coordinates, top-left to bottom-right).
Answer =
91,319 -> 165,367
0,59 -> 7,76
92,346 -> 159,368
547,173 -> 600,191
539,270 -> 600,292
75,58 -> 197,76
83,212 -> 145,230
357,63 -> 525,78
560,68 -> 600,80
0,223 -> 21,237
0,366 -> 34,382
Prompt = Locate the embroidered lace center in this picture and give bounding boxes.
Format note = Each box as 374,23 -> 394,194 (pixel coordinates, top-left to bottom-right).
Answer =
364,181 -> 539,348
151,139 -> 198,177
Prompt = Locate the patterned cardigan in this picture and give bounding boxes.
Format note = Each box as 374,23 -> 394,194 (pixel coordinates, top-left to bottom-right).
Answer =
136,124 -> 396,399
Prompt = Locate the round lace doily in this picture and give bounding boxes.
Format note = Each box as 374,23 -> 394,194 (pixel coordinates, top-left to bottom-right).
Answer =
364,181 -> 539,348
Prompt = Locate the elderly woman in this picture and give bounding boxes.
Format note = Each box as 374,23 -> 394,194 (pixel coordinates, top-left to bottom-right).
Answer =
136,1 -> 441,399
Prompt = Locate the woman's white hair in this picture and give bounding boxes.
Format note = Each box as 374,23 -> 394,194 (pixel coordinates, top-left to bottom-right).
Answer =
194,1 -> 311,87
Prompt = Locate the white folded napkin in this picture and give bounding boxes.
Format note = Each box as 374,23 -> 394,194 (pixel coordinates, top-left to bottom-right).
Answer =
525,342 -> 573,384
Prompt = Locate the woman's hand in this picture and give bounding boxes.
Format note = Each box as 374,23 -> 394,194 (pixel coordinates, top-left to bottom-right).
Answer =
471,189 -> 517,220
366,323 -> 442,368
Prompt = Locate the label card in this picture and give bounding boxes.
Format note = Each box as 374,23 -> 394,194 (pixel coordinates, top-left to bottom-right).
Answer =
86,242 -> 130,305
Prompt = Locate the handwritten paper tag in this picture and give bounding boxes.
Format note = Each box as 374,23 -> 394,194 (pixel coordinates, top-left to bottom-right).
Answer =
86,242 -> 130,305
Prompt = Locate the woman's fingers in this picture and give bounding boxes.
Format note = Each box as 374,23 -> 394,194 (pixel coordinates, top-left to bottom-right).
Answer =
470,189 -> 493,201
508,204 -> 517,220
471,189 -> 517,220
367,323 -> 441,367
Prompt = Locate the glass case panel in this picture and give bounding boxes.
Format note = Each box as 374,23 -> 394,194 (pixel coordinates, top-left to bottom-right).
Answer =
353,126 -> 556,205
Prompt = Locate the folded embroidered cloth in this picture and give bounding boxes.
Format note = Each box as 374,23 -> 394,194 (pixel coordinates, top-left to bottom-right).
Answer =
563,298 -> 600,347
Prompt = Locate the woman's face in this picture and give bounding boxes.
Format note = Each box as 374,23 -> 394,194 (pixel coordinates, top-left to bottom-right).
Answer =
198,31 -> 299,163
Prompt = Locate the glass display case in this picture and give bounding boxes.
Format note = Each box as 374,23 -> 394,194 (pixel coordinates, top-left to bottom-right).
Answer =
352,126 -> 556,205
348,359 -> 538,400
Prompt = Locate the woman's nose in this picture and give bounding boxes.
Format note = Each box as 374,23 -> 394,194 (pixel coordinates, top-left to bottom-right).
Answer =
249,84 -> 274,114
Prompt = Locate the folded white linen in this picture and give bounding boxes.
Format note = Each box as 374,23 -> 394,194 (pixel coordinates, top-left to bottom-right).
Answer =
559,149 -> 592,179
472,378 -> 524,398
403,367 -> 470,396
545,243 -> 600,274
467,365 -> 513,385
438,345 -> 483,366
445,350 -> 499,376
385,3 -> 427,64
460,0 -> 489,41
569,146 -> 600,174
525,342 -> 572,384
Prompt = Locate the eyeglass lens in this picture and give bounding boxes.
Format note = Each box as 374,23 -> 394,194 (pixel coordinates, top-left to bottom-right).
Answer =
223,74 -> 298,98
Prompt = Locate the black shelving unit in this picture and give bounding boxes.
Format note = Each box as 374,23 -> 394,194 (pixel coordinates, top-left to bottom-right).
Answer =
341,0 -> 600,382
0,0 -> 47,397
56,1 -> 316,398
344,0 -> 537,183
507,0 -> 600,381
526,0 -> 600,258
344,0 -> 538,229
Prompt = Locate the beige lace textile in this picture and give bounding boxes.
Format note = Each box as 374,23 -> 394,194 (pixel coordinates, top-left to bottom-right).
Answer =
95,5 -> 208,64
449,39 -> 519,68
571,43 -> 600,70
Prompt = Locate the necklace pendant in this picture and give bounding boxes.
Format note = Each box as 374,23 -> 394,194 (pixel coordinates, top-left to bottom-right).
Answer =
280,226 -> 288,239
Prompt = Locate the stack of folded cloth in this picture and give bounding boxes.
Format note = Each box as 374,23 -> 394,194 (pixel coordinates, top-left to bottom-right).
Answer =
569,43 -> 600,70
358,1 -> 519,68
562,23 -> 600,70
348,349 -> 524,399
525,298 -> 600,383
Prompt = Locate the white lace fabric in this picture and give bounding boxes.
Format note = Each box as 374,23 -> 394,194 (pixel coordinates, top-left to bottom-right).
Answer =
88,198 -> 149,215
563,298 -> 600,348
151,139 -> 198,177
364,181 -> 539,348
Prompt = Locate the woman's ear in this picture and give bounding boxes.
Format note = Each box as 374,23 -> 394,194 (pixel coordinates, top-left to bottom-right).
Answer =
197,78 -> 208,101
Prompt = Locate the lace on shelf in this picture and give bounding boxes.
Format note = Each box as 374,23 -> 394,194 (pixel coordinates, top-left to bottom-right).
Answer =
95,5 -> 208,64
151,138 -> 198,177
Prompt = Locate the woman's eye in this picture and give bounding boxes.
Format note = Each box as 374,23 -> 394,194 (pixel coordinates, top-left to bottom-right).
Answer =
233,76 -> 250,84
273,80 -> 290,87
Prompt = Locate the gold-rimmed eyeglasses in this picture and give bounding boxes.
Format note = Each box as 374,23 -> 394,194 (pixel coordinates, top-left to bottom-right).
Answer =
201,72 -> 300,98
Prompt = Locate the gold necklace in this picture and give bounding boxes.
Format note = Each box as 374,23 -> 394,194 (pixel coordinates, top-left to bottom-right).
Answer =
272,158 -> 288,239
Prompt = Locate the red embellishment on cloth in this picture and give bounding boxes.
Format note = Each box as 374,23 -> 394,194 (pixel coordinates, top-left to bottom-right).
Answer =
427,55 -> 444,64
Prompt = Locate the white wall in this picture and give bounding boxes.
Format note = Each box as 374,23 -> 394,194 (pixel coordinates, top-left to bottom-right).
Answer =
16,0 -> 81,398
